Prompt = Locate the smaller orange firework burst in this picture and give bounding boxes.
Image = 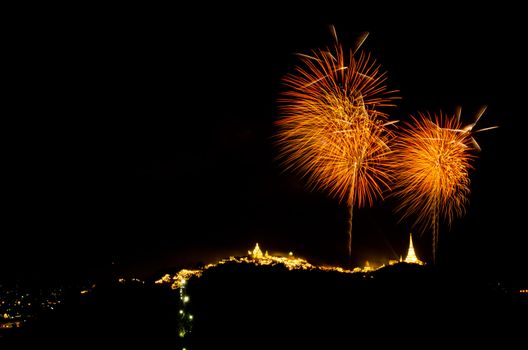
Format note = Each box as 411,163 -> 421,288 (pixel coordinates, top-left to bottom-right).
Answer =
391,108 -> 496,263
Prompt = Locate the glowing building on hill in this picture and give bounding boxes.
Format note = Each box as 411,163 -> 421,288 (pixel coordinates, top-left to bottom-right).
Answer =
249,243 -> 264,259
404,234 -> 424,265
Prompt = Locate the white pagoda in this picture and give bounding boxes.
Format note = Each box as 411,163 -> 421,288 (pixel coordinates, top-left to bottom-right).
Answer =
248,243 -> 264,259
404,234 -> 424,265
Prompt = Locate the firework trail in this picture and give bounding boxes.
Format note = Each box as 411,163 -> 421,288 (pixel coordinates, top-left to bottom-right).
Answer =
391,108 -> 497,263
275,30 -> 398,259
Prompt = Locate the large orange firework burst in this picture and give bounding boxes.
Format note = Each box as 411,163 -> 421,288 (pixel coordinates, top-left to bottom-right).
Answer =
391,108 -> 496,263
275,31 -> 398,258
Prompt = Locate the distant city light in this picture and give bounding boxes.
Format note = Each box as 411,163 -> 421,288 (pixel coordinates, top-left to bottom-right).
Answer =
183,296 -> 190,303
0,285 -> 66,329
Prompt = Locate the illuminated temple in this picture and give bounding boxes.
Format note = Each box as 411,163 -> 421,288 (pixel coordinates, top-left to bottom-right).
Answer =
404,234 -> 424,265
248,243 -> 265,259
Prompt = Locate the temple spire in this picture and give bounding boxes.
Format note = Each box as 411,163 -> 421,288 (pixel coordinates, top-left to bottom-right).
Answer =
404,233 -> 424,265
249,243 -> 263,259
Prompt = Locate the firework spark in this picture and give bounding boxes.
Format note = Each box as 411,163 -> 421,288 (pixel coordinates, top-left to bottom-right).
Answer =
391,108 -> 496,263
275,31 -> 398,258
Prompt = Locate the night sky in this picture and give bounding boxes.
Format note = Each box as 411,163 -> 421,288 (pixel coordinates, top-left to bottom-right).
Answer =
5,5 -> 527,281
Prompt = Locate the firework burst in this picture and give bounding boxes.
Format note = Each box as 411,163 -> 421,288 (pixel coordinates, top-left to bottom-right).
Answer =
391,108 -> 496,263
275,31 -> 398,259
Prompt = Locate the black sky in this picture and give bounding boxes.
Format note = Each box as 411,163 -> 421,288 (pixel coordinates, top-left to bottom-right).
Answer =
4,4 -> 527,280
